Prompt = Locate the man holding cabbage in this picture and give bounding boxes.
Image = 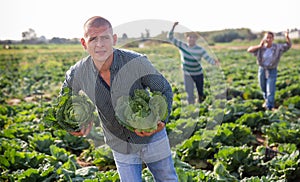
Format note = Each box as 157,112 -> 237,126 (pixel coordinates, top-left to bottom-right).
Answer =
61,16 -> 178,181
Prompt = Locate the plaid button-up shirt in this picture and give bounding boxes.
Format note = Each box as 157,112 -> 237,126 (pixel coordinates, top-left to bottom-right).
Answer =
252,42 -> 291,69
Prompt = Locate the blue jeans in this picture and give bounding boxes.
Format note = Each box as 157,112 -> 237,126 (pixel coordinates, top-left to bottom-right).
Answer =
258,67 -> 277,109
184,74 -> 204,104
112,129 -> 178,182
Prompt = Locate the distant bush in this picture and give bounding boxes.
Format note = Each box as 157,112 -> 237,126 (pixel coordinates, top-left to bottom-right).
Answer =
291,38 -> 300,44
209,29 -> 257,43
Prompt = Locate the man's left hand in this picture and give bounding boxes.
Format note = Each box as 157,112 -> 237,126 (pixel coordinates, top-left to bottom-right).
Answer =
69,122 -> 93,137
134,121 -> 165,137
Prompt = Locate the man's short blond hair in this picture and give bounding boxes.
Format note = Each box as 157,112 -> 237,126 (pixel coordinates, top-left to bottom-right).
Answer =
83,16 -> 113,37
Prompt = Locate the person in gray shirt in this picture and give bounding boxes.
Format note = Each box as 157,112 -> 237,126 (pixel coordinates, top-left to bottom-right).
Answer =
247,30 -> 291,110
61,16 -> 178,181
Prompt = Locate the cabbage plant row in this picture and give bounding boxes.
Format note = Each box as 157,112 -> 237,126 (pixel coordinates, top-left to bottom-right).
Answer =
0,43 -> 300,181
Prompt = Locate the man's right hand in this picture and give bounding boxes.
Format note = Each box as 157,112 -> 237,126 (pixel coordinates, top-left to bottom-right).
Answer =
69,122 -> 93,137
172,22 -> 179,31
173,22 -> 179,28
259,38 -> 266,47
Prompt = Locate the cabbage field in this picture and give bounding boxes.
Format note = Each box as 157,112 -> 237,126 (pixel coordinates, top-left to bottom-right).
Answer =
1,41 -> 300,181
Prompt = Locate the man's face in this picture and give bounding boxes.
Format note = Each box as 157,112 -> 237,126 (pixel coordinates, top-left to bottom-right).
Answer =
264,33 -> 274,45
187,34 -> 198,47
81,25 -> 117,63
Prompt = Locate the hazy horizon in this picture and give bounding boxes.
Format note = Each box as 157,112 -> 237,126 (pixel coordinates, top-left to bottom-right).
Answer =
1,0 -> 299,40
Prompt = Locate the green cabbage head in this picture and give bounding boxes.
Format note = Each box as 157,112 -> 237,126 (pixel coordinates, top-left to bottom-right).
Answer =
44,87 -> 97,132
115,89 -> 168,132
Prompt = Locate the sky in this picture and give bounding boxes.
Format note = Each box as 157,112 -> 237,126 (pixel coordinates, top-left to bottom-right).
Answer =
1,0 -> 299,40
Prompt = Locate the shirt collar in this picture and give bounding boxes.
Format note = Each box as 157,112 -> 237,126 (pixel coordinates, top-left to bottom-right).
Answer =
88,56 -> 98,74
88,48 -> 119,74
